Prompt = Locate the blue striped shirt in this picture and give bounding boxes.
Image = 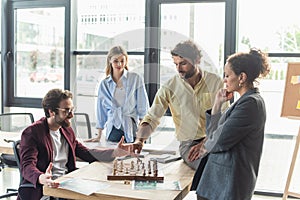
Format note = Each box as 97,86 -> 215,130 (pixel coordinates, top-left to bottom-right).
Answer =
96,70 -> 149,142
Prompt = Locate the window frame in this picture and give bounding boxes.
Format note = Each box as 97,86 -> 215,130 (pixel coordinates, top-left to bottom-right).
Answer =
1,0 -> 71,110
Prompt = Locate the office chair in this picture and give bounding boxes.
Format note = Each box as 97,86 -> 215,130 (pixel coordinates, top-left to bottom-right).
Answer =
72,112 -> 92,140
0,113 -> 34,198
0,140 -> 34,199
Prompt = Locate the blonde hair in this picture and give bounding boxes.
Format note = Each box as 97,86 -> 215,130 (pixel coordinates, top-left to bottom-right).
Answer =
105,46 -> 129,76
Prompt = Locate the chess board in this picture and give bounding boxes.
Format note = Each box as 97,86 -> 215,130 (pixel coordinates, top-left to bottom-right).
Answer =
107,158 -> 164,182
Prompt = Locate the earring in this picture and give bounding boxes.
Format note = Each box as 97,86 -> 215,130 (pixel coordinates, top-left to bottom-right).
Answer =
239,83 -> 242,87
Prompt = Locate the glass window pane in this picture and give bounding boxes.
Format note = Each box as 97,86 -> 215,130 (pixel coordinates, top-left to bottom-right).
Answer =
255,58 -> 300,192
237,0 -> 300,53
15,7 -> 65,98
237,0 -> 300,192
77,0 -> 145,51
160,3 -> 225,85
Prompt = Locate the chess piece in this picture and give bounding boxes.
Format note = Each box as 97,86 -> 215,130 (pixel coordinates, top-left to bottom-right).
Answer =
131,160 -> 134,170
148,160 -> 151,175
153,160 -> 158,177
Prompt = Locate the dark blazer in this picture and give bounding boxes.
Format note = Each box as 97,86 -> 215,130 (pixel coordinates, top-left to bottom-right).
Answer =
194,88 -> 266,200
17,117 -> 115,200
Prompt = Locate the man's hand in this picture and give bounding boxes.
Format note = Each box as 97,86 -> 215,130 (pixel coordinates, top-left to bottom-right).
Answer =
113,136 -> 134,157
132,139 -> 144,154
133,122 -> 152,153
188,138 -> 207,161
39,162 -> 59,188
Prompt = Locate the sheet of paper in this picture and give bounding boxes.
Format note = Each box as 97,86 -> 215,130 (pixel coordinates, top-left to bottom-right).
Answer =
150,154 -> 182,163
59,178 -> 110,196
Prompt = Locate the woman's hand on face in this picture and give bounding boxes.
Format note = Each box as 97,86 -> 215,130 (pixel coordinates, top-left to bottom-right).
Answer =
216,89 -> 233,103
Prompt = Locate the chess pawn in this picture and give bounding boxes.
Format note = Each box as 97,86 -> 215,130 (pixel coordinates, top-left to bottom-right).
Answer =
153,169 -> 158,177
141,163 -> 145,170
153,160 -> 157,171
120,161 -> 123,172
153,160 -> 158,167
113,160 -> 118,169
131,160 -> 134,170
148,161 -> 151,175
113,168 -> 117,176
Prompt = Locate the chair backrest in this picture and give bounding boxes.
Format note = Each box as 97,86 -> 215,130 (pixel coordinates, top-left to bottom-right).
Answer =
71,112 -> 92,139
0,113 -> 34,169
0,113 -> 34,132
13,139 -> 35,200
12,140 -> 23,182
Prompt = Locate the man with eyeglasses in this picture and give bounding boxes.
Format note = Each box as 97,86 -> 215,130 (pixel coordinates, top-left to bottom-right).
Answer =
17,88 -> 133,200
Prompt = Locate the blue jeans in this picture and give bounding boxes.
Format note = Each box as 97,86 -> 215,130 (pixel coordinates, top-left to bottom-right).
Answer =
107,118 -> 137,143
107,126 -> 125,142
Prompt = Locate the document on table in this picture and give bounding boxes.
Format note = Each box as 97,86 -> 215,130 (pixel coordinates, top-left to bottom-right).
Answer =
59,178 -> 110,195
150,154 -> 181,163
132,180 -> 182,190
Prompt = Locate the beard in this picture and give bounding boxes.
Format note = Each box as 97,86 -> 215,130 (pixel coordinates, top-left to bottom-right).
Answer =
179,66 -> 196,80
54,115 -> 71,127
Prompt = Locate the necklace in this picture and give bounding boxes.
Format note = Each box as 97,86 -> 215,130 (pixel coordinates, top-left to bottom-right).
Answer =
116,81 -> 124,90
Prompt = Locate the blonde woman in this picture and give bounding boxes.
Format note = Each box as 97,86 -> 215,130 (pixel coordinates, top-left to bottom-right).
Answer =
85,46 -> 149,143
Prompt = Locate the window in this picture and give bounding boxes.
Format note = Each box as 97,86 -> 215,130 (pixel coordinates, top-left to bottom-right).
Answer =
2,0 -> 70,108
16,7 -> 65,98
160,3 -> 225,85
237,0 -> 300,193
75,0 -> 146,126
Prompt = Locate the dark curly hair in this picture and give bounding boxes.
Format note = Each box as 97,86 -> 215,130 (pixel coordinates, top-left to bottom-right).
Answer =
226,48 -> 270,85
42,88 -> 73,118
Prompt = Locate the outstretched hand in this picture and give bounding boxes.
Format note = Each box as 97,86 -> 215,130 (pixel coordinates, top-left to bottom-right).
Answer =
38,162 -> 60,188
113,136 -> 134,157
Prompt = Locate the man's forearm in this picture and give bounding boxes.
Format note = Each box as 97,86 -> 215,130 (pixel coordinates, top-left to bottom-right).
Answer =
135,122 -> 153,142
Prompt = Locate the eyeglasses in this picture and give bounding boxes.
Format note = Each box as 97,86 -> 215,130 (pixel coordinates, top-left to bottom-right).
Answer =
56,107 -> 76,116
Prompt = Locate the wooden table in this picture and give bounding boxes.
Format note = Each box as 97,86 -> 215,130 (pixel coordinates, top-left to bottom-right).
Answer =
0,131 -> 20,154
44,158 -> 195,200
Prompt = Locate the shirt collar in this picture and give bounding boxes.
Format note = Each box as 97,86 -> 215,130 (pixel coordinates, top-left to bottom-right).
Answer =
107,69 -> 128,83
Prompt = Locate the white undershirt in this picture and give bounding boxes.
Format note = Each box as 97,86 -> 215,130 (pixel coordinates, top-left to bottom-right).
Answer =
113,86 -> 126,129
114,86 -> 126,107
49,129 -> 69,179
